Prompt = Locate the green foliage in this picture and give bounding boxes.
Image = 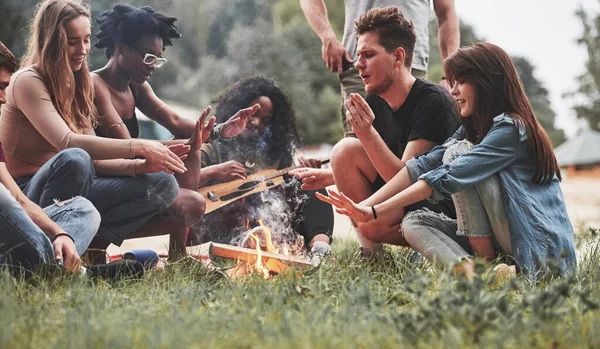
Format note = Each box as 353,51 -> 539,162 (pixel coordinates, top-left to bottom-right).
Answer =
427,20 -> 485,83
2,233 -> 600,348
0,0 -> 567,146
512,57 -> 566,146
567,4 -> 600,131
428,20 -> 565,146
0,0 -> 39,59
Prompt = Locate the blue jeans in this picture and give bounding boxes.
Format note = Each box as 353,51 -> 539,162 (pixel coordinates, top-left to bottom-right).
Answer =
17,149 -> 179,246
0,183 -> 100,269
402,140 -> 511,267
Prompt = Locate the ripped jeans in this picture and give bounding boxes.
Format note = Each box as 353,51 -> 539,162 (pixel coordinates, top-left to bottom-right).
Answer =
401,139 -> 512,268
16,148 -> 179,246
0,185 -> 100,270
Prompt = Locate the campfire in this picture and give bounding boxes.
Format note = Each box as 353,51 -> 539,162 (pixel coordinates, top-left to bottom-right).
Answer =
209,220 -> 312,279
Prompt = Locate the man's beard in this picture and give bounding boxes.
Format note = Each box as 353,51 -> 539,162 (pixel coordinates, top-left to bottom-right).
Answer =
369,73 -> 394,95
237,127 -> 272,153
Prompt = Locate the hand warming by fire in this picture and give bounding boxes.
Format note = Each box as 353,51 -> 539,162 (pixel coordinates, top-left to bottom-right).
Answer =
316,189 -> 375,223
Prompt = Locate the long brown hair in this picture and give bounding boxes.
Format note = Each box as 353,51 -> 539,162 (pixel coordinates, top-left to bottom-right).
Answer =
444,42 -> 561,184
22,0 -> 96,132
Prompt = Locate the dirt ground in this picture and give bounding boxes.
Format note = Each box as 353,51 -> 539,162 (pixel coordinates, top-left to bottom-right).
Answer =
107,173 -> 600,258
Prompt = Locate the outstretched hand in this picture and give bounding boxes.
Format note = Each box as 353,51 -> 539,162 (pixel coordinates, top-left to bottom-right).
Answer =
296,156 -> 322,169
219,104 -> 261,138
288,167 -> 334,191
188,106 -> 215,150
345,93 -> 376,137
316,189 -> 374,223
137,140 -> 188,175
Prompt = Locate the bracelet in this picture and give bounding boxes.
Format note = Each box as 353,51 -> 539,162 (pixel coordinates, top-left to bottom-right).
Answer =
106,122 -> 124,134
208,123 -> 225,142
155,103 -> 167,114
371,206 -> 378,220
53,232 -> 75,243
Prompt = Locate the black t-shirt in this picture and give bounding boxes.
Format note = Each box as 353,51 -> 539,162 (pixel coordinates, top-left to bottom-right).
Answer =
367,79 -> 459,218
368,78 -> 458,158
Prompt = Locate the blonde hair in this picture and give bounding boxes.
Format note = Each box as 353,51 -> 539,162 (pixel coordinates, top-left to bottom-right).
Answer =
22,0 -> 97,132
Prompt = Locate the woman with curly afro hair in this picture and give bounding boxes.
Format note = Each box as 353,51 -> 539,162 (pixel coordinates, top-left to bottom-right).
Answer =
195,77 -> 334,259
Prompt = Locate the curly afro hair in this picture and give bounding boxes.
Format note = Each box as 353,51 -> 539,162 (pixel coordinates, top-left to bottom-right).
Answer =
214,76 -> 300,162
95,4 -> 181,59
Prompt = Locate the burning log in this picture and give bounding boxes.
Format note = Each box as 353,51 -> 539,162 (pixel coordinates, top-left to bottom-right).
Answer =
209,242 -> 312,270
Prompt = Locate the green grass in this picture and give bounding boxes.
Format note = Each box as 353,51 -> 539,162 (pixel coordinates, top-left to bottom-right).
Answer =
2,229 -> 600,349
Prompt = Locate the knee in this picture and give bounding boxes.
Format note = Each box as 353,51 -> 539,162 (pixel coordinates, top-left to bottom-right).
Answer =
147,173 -> 180,211
400,212 -> 420,245
442,140 -> 473,165
0,185 -> 20,211
68,197 -> 101,231
57,148 -> 94,172
56,148 -> 95,188
174,189 -> 205,227
331,138 -> 363,166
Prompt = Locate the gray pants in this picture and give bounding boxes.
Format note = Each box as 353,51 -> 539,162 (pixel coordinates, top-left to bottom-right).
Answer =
338,67 -> 427,137
401,140 -> 512,268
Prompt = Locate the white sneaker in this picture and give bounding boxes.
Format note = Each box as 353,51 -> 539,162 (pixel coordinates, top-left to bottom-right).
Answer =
309,241 -> 332,267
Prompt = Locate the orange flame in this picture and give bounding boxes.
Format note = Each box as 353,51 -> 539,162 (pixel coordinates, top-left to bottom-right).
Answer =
258,220 -> 278,253
250,233 -> 270,279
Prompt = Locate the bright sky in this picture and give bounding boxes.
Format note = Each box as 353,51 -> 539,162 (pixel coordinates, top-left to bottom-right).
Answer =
454,0 -> 598,138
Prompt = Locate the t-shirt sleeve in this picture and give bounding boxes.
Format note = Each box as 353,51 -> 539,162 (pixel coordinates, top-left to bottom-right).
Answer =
200,143 -> 219,168
408,92 -> 456,144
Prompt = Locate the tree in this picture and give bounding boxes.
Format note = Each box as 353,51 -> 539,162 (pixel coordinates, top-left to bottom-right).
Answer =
513,57 -> 566,146
429,19 -> 565,146
566,4 -> 600,131
0,0 -> 39,59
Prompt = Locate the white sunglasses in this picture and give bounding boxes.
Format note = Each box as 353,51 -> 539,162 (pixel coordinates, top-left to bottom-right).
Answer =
142,53 -> 168,68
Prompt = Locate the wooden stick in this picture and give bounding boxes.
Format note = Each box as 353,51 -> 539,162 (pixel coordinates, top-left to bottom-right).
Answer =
209,242 -> 312,268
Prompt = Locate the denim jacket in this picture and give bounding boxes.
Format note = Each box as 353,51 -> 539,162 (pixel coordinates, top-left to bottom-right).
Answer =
406,113 -> 576,278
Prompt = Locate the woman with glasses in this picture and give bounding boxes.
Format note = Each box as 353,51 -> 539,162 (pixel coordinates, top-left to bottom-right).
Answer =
92,4 -> 260,259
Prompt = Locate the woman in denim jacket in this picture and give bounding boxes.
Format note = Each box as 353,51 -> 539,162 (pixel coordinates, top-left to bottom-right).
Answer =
319,43 -> 576,280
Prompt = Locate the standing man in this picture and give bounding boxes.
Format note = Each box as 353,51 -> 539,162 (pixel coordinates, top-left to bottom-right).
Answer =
300,0 -> 459,136
291,7 -> 458,256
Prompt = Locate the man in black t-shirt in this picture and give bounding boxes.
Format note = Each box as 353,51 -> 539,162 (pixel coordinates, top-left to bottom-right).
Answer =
290,7 -> 458,254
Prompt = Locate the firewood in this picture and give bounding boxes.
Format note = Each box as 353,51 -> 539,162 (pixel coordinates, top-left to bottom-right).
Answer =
209,242 -> 312,269
264,258 -> 290,274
